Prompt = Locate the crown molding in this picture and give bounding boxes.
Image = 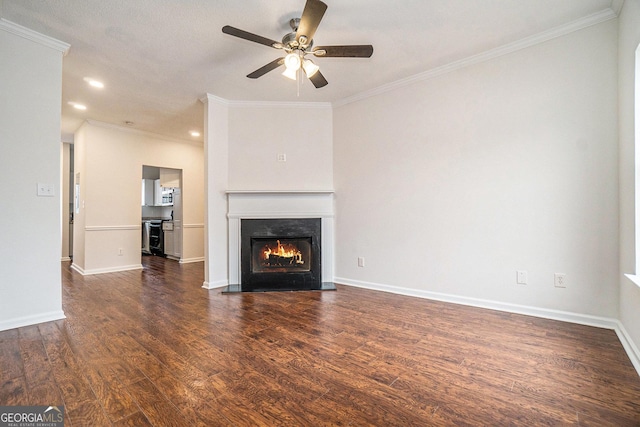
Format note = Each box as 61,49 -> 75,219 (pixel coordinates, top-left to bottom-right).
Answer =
83,119 -> 202,146
610,0 -> 625,16
201,93 -> 230,106
227,100 -> 332,109
333,8 -> 618,108
0,18 -> 70,55
200,93 -> 331,110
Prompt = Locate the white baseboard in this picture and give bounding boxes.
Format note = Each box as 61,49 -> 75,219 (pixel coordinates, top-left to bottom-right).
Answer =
71,263 -> 143,276
179,257 -> 205,264
614,321 -> 640,376
60,256 -> 71,262
202,279 -> 228,290
335,276 -> 640,377
0,310 -> 66,332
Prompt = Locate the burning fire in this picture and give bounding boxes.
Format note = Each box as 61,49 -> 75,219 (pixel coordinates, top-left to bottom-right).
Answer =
263,240 -> 304,265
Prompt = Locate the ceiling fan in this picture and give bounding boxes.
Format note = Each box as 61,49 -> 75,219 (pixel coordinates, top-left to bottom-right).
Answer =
222,0 -> 373,89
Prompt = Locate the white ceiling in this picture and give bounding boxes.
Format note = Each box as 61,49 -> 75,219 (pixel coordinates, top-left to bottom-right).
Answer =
0,0 -> 619,142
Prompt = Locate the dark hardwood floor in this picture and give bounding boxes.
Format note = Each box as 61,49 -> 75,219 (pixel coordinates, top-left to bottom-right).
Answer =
1,256 -> 639,426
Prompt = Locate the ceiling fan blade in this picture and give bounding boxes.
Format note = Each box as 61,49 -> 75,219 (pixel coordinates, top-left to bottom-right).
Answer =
308,70 -> 328,88
222,25 -> 280,48
296,0 -> 327,45
247,58 -> 285,79
313,45 -> 374,58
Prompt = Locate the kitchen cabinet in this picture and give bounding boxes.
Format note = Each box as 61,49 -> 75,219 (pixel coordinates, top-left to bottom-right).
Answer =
153,180 -> 163,206
163,220 -> 181,259
163,222 -> 174,257
142,179 -> 155,206
160,168 -> 180,188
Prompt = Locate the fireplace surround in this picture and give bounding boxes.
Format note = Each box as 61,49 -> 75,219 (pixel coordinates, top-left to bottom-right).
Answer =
225,191 -> 335,292
241,218 -> 321,291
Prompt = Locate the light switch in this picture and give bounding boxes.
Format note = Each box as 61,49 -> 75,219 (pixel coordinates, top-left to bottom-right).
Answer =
37,183 -> 55,197
516,270 -> 527,285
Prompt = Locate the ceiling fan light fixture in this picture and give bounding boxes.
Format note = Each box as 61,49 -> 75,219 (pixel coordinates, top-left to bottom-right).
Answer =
284,52 -> 301,71
302,59 -> 319,77
282,66 -> 298,80
222,0 -> 373,88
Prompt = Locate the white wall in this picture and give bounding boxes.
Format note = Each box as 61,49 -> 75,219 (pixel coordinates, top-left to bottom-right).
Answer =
333,20 -> 619,318
0,21 -> 68,331
618,0 -> 640,359
202,97 -> 334,289
227,103 -> 333,191
203,95 -> 229,289
73,121 -> 204,274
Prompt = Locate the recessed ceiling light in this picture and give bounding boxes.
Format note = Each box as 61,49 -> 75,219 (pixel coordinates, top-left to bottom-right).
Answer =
68,102 -> 87,110
190,131 -> 200,137
83,77 -> 104,89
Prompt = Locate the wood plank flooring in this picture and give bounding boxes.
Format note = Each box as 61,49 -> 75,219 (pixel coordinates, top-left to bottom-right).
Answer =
1,256 -> 639,426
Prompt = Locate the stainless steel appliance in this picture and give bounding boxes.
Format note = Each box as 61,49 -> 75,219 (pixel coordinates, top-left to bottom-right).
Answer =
142,221 -> 150,254
142,219 -> 163,255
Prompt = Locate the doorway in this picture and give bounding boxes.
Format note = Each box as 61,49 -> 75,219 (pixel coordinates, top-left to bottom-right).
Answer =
142,166 -> 183,261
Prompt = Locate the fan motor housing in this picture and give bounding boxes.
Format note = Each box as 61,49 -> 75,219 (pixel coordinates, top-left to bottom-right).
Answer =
282,32 -> 313,50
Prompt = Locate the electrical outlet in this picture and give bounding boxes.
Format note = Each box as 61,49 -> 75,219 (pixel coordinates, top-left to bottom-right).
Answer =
358,257 -> 365,267
554,273 -> 567,288
277,153 -> 287,162
118,248 -> 124,256
516,270 -> 527,285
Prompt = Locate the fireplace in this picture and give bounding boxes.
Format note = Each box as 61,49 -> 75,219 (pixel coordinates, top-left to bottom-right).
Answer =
219,190 -> 335,293
252,238 -> 311,273
241,218 -> 322,291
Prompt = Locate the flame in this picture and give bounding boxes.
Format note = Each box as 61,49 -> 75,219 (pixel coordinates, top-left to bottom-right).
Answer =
263,240 -> 304,264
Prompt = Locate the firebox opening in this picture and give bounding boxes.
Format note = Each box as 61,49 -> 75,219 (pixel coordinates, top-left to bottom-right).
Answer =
251,238 -> 312,273
239,217 -> 326,292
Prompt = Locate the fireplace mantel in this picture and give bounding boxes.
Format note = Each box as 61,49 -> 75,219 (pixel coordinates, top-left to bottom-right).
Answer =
227,191 -> 334,287
226,190 -> 334,194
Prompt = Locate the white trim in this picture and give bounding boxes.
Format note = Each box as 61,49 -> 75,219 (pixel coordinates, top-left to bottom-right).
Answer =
84,119 -> 203,146
226,190 -> 334,194
60,256 -> 72,262
624,274 -> 640,289
610,0 -> 625,16
0,18 -> 70,54
71,263 -> 143,275
228,211 -> 334,219
333,9 -> 619,108
0,310 -> 66,332
201,93 -> 230,106
202,279 -> 228,290
179,257 -> 204,264
85,225 -> 140,231
200,93 -> 331,109
183,223 -> 204,229
615,321 -> 640,375
227,100 -> 332,109
335,277 -> 640,377
229,217 -> 241,284
227,192 -> 335,286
